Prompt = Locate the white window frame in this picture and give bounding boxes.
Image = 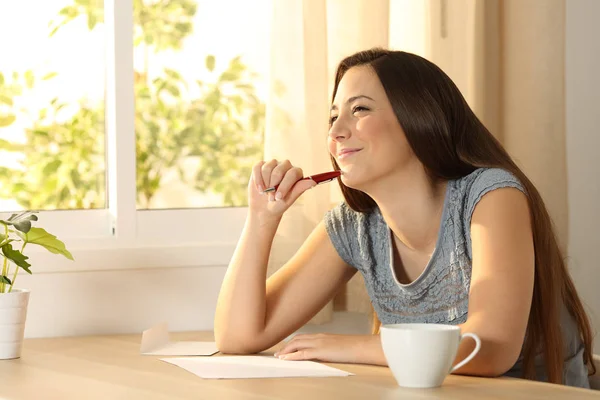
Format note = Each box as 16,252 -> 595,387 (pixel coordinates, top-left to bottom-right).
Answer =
1,0 -> 253,273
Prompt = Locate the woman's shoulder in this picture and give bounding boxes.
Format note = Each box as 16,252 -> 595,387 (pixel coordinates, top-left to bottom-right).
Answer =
453,167 -> 526,205
452,168 -> 527,260
459,167 -> 523,187
448,167 -> 527,227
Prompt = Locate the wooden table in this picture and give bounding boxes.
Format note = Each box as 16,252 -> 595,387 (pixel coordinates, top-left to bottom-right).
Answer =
0,331 -> 597,399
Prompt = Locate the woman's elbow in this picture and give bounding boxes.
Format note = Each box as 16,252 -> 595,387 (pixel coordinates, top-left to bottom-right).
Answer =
455,359 -> 511,378
214,331 -> 266,355
474,361 -> 513,378
485,344 -> 521,377
216,340 -> 258,355
456,348 -> 518,378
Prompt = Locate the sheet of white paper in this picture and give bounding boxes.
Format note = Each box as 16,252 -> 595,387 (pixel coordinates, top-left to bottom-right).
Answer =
140,322 -> 218,356
160,355 -> 354,379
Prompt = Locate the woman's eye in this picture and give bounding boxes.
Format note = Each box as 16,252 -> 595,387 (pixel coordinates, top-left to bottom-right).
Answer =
329,115 -> 338,124
352,106 -> 369,114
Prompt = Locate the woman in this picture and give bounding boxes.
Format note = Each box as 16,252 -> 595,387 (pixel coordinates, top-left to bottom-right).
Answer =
214,48 -> 595,388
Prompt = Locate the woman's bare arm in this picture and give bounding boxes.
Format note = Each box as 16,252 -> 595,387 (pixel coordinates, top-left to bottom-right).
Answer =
454,187 -> 535,376
214,221 -> 356,354
214,159 -> 356,354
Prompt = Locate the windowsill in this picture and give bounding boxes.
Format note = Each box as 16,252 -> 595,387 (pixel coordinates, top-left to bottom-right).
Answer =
4,200 -> 341,274
26,239 -> 303,274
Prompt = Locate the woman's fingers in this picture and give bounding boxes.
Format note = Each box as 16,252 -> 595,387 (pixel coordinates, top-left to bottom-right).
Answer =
278,349 -> 315,361
287,179 -> 317,201
273,167 -> 303,200
261,159 -> 280,189
250,159 -> 316,204
262,159 -> 304,201
276,343 -> 312,360
268,159 -> 293,189
276,334 -> 323,355
276,338 -> 312,356
274,334 -> 329,361
251,161 -> 266,193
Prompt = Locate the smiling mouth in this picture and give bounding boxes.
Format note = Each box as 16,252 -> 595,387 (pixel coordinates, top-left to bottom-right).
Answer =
338,149 -> 361,160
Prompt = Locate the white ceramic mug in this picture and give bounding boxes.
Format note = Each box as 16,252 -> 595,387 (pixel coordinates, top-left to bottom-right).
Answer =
380,323 -> 481,388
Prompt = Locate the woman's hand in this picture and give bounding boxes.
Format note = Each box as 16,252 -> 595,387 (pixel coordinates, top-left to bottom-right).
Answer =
248,159 -> 316,219
274,333 -> 387,365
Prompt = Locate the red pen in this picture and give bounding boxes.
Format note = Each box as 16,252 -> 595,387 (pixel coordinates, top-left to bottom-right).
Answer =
262,170 -> 341,193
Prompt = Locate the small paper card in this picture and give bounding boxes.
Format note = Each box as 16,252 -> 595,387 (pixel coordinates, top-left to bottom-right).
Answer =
160,355 -> 354,379
140,322 -> 219,356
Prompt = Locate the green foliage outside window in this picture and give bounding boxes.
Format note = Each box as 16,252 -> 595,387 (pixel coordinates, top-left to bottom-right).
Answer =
0,0 -> 265,210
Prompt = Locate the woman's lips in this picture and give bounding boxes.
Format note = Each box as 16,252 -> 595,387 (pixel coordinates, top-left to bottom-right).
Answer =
338,149 -> 362,160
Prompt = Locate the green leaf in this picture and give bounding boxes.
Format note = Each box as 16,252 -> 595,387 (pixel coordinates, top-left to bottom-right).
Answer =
1,243 -> 31,274
219,71 -> 239,82
59,5 -> 72,16
1,275 -> 11,285
31,129 -> 50,138
25,70 -> 35,89
88,13 -> 97,30
49,23 -> 61,37
206,55 -> 216,72
0,95 -> 12,106
42,72 -> 58,81
166,84 -> 180,97
0,114 -> 16,127
43,159 -> 62,175
1,212 -> 38,233
0,138 -> 14,149
0,139 -> 24,152
70,168 -> 82,187
19,227 -> 74,260
164,68 -> 183,81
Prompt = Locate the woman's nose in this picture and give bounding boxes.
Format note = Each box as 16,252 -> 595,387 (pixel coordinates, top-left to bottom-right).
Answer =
328,119 -> 350,141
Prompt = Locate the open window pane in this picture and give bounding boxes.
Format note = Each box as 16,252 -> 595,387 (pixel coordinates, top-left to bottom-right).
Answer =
0,0 -> 106,211
133,0 -> 269,209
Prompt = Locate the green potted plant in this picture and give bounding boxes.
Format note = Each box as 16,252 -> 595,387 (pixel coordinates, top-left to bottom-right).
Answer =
0,211 -> 73,359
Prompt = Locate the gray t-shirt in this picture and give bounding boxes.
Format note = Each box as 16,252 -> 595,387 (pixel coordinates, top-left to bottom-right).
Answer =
324,168 -> 590,388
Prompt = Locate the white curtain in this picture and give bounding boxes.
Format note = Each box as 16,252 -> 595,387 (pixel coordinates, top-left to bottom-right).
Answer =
264,0 -> 332,324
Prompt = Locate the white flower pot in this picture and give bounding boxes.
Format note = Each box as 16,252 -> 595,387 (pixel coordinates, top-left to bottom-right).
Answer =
0,289 -> 30,360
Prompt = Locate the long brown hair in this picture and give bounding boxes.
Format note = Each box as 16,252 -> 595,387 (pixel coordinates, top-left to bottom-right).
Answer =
330,48 -> 596,383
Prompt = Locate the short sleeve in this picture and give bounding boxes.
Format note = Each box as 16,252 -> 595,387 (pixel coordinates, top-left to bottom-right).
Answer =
465,168 -> 527,259
324,202 -> 361,269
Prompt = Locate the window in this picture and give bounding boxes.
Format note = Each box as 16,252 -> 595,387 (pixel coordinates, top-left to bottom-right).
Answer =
0,0 -> 262,270
0,1 -> 106,211
133,0 -> 269,209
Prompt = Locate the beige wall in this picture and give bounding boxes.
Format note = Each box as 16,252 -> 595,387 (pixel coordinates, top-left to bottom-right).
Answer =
19,266 -> 225,338
566,0 -> 600,354
501,0 -> 569,251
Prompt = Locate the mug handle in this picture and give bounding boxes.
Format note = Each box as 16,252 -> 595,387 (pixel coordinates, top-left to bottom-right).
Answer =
450,333 -> 482,372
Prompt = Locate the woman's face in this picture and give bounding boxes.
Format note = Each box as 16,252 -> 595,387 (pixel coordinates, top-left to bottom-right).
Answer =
328,66 -> 417,190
